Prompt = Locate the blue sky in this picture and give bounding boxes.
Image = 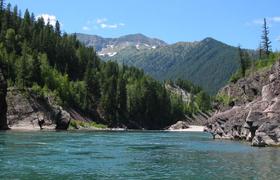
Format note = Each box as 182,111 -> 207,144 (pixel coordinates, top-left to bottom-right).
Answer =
6,0 -> 280,49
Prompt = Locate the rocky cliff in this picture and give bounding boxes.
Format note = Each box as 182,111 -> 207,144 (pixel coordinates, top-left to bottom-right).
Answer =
7,88 -> 70,130
206,59 -> 280,146
0,65 -> 9,130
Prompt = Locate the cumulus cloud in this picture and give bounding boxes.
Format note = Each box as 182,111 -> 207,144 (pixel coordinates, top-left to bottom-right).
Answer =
36,13 -> 57,26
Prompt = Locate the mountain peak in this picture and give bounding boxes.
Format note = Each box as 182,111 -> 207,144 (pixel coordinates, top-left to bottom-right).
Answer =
201,37 -> 219,43
76,33 -> 167,54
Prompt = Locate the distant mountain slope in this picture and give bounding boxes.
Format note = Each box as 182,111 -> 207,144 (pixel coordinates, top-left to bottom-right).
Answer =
76,33 -> 167,55
77,34 -> 241,94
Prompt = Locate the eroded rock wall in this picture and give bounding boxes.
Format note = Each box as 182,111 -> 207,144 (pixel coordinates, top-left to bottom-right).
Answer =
7,88 -> 70,130
206,60 -> 280,146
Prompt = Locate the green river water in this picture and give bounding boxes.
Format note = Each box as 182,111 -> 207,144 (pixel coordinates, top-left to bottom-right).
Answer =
0,131 -> 280,179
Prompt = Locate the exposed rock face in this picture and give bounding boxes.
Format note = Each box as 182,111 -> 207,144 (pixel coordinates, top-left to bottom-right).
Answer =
52,106 -> 70,130
0,66 -> 9,130
7,88 -> 70,130
206,59 -> 280,146
168,121 -> 189,130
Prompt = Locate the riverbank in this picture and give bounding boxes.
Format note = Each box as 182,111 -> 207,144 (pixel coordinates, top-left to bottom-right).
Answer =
7,124 -> 205,132
166,125 -> 205,132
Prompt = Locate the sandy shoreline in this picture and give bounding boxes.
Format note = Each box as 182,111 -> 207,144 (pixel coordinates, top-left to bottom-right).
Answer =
166,125 -> 205,132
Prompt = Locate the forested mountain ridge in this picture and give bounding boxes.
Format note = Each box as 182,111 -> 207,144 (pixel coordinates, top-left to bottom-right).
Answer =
0,1 -> 211,130
77,34 -> 244,94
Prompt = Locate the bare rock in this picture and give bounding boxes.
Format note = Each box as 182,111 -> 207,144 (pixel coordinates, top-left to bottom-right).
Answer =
168,121 -> 189,130
54,107 -> 71,130
7,88 -> 71,130
207,59 -> 280,147
252,117 -> 280,146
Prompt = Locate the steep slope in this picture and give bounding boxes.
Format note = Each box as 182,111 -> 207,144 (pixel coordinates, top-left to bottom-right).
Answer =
109,38 -> 240,94
206,58 -> 280,146
77,34 -> 241,94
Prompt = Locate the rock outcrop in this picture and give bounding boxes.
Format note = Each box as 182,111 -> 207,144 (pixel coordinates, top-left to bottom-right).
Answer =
168,121 -> 189,130
0,65 -> 9,130
206,59 -> 280,146
7,88 -> 70,130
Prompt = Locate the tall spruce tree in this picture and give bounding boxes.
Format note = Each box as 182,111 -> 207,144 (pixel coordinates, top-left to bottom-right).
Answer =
261,18 -> 271,57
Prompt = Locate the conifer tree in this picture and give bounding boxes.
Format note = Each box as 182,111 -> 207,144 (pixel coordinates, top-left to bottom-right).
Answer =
55,20 -> 61,36
261,18 -> 271,57
117,75 -> 127,124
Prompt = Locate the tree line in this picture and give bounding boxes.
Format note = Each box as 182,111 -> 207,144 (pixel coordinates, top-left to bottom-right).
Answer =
231,18 -> 278,82
0,0 -> 211,129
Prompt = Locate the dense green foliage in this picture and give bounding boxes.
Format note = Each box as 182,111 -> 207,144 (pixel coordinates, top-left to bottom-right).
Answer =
165,79 -> 211,118
0,1 -> 212,129
230,52 -> 280,83
77,33 -> 254,95
85,37 -> 242,95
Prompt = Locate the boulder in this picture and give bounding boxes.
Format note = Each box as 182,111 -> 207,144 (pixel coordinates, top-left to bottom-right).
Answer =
168,121 -> 189,130
252,118 -> 280,146
54,106 -> 71,130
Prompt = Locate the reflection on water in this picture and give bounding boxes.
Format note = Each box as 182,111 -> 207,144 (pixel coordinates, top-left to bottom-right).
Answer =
0,131 -> 280,179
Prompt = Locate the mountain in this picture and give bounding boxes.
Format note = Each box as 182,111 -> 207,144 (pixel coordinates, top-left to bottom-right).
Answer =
76,33 -> 167,56
76,34 -> 240,94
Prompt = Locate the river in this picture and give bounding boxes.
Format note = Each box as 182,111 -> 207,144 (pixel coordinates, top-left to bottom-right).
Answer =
0,131 -> 280,179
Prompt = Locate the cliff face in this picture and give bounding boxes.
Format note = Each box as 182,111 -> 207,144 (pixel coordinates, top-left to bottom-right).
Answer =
0,66 -> 9,130
7,88 -> 70,130
206,59 -> 280,146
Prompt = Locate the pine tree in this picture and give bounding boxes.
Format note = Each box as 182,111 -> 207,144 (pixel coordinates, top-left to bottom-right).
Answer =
55,20 -> 61,36
117,76 -> 127,124
238,46 -> 246,77
261,18 -> 271,57
0,0 -> 4,13
30,52 -> 42,85
16,42 -> 30,88
21,9 -> 31,40
238,46 -> 250,77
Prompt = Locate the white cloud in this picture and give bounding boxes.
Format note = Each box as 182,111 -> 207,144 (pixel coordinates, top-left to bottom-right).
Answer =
82,18 -> 125,31
82,26 -> 91,31
96,18 -> 125,29
96,18 -> 107,24
251,16 -> 280,26
268,16 -> 280,23
276,36 -> 280,41
36,13 -> 57,26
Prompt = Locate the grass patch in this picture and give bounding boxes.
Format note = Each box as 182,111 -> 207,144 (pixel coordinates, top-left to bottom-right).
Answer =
229,52 -> 280,83
216,93 -> 234,106
69,120 -> 108,129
